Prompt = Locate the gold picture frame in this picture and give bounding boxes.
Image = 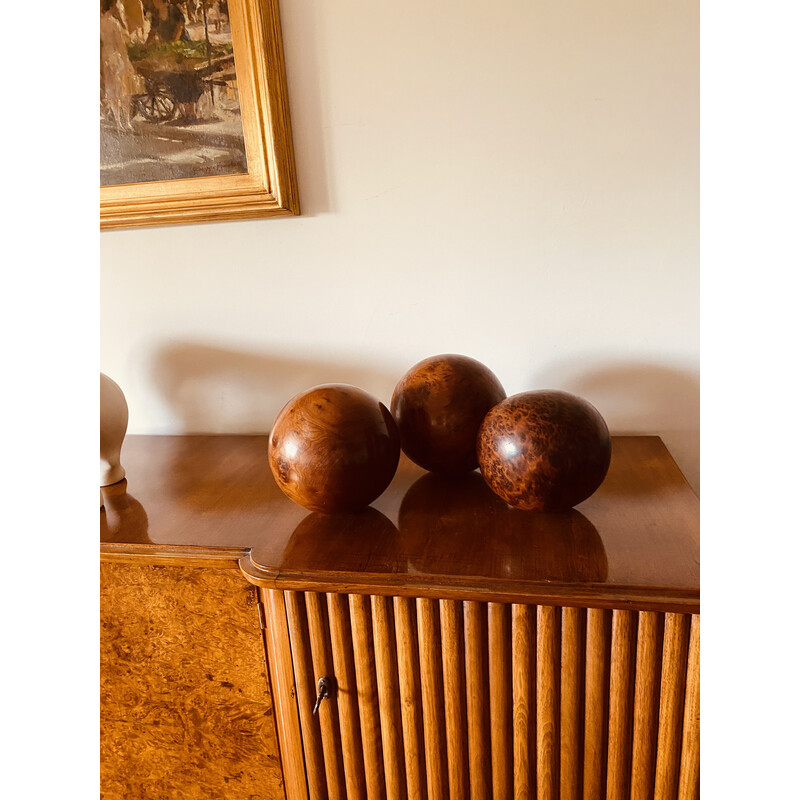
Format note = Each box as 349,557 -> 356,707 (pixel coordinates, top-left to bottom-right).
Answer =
100,0 -> 299,230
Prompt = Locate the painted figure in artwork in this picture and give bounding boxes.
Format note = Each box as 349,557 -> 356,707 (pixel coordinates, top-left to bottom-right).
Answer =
100,0 -> 137,131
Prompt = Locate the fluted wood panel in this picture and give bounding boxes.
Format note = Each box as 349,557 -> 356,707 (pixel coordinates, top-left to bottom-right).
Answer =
394,597 -> 427,800
537,605 -> 560,800
285,590 -> 328,799
677,616 -> 700,800
654,614 -> 691,800
631,612 -> 664,800
489,603 -> 513,800
349,594 -> 386,799
327,592 -> 368,800
371,595 -> 407,800
440,599 -> 468,800
306,591 -> 346,800
464,600 -> 491,799
560,606 -> 584,800
280,594 -> 699,800
512,603 -> 535,800
606,610 -> 636,800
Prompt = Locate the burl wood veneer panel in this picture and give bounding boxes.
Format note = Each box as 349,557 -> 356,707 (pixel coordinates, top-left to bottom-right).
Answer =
100,561 -> 285,799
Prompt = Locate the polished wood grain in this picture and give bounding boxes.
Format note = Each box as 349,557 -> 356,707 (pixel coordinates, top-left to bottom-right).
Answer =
393,597 -> 428,800
305,591 -> 346,800
440,599 -> 469,800
560,606 -> 584,800
100,562 -> 285,800
371,595 -> 407,800
654,614 -> 691,800
631,612 -> 664,800
102,435 -> 698,613
327,592 -> 368,800
390,353 -> 506,473
268,385 -> 400,513
477,390 -> 611,512
512,603 -> 535,800
285,591 -> 327,799
262,588 -> 310,800
606,610 -> 636,800
465,600 -> 492,799
349,593 -> 387,799
489,602 -> 513,800
101,436 -> 699,800
583,608 -> 611,800
678,616 -> 700,800
537,605 -> 560,800
417,598 -> 448,800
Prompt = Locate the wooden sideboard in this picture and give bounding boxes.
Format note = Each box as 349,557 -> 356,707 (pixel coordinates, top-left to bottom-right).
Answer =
101,434 -> 699,800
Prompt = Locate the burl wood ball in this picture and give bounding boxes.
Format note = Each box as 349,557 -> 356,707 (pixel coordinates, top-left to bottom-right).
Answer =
390,354 -> 506,473
477,390 -> 611,512
268,384 -> 401,513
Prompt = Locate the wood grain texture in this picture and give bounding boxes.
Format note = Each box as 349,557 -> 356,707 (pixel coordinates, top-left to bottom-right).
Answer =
416,597 -> 448,800
262,589 -> 310,800
268,385 -> 400,513
305,592 -> 346,800
327,592 -> 368,800
371,595 -> 407,800
465,600 -> 491,799
512,603 -> 535,800
394,597 -> 428,800
537,605 -> 560,800
489,602 -> 513,800
678,616 -> 700,800
390,354 -> 506,473
104,435 -> 699,614
560,606 -> 585,800
100,561 -> 285,800
440,599 -> 468,800
631,612 -> 664,800
654,614 -> 691,800
606,610 -> 636,800
349,593 -> 387,799
477,391 -> 611,512
583,608 -> 611,800
285,590 -> 328,800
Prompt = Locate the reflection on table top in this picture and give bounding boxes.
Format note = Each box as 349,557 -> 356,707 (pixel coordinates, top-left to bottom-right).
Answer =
101,435 -> 699,612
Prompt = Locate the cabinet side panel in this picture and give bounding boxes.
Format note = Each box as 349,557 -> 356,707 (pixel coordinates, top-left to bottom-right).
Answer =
100,561 -> 285,800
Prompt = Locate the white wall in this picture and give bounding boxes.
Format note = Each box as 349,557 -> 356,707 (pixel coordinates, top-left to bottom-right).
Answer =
100,0 -> 699,492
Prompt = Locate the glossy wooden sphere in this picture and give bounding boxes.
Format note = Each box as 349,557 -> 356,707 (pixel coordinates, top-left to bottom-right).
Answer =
268,384 -> 401,513
390,354 -> 506,473
477,390 -> 611,512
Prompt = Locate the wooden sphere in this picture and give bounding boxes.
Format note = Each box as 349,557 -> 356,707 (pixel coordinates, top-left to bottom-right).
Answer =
390,354 -> 506,473
477,390 -> 611,511
268,384 -> 400,513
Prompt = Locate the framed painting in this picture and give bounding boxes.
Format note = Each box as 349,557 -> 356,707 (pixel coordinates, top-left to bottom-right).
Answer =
100,0 -> 299,229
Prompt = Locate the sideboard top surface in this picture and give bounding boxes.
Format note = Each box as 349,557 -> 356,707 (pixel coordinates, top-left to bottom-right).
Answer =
101,435 -> 699,611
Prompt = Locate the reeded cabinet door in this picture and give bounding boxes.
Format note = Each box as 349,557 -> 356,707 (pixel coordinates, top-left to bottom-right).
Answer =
271,590 -> 699,800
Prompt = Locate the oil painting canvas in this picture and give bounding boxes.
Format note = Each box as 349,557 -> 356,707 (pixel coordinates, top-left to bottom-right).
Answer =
101,0 -> 249,186
100,0 -> 299,229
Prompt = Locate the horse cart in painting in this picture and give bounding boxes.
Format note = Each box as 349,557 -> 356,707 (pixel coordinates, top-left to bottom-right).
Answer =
130,51 -> 237,123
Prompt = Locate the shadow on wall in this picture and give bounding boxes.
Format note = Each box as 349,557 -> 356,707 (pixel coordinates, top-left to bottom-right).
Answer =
150,342 -> 397,434
530,361 -> 700,495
